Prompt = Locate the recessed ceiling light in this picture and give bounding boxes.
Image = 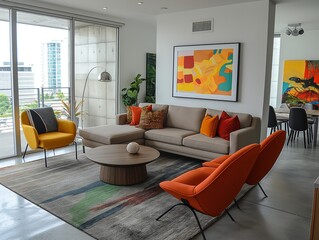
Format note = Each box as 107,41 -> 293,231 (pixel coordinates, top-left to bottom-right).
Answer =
102,7 -> 108,10
138,2 -> 143,5
161,7 -> 168,10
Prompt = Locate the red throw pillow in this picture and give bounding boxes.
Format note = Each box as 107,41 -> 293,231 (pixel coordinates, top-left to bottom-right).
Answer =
130,105 -> 152,125
217,111 -> 240,140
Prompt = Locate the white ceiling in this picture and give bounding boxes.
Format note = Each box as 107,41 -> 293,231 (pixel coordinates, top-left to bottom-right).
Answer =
7,0 -> 319,33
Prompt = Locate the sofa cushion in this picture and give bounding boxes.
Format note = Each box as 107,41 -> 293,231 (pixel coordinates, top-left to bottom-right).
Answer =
206,109 -> 252,129
139,108 -> 165,130
126,106 -> 132,124
200,114 -> 219,138
183,133 -> 230,154
79,125 -> 145,145
217,111 -> 240,141
139,103 -> 169,125
26,107 -> 58,134
130,105 -> 152,125
166,105 -> 206,132
144,128 -> 196,145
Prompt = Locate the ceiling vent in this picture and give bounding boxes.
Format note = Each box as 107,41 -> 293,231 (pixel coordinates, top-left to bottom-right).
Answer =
192,19 -> 213,33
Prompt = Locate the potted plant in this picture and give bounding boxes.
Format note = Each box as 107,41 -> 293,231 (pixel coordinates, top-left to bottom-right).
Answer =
121,74 -> 145,106
61,99 -> 83,127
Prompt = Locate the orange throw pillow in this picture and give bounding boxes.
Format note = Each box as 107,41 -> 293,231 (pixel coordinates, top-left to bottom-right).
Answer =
217,111 -> 240,141
130,105 -> 152,125
200,115 -> 219,137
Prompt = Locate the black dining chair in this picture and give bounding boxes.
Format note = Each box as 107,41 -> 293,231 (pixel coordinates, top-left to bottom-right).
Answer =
287,107 -> 310,148
303,103 -> 315,141
268,106 -> 285,134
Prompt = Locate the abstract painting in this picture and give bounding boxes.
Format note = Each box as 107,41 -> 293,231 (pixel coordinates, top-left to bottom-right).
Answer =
282,60 -> 319,107
172,43 -> 240,101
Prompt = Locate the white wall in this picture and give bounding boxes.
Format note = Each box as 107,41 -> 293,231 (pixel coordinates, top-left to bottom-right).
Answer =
119,20 -> 156,112
156,0 -> 275,138
277,30 -> 319,104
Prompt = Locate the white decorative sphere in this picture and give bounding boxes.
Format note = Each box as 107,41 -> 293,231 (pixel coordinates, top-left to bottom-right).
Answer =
126,142 -> 140,154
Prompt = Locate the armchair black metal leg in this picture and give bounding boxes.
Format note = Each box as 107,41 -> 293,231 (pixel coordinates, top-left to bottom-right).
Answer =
186,205 -> 207,240
258,183 -> 268,198
225,209 -> 235,222
74,141 -> 78,160
44,149 -> 48,168
234,199 -> 240,209
22,144 -> 28,159
156,202 -> 207,240
156,203 -> 184,221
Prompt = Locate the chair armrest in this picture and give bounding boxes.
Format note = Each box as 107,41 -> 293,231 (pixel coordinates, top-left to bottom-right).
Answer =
160,181 -> 196,198
22,124 -> 39,149
57,119 -> 76,136
202,155 -> 229,167
116,113 -> 127,125
229,117 -> 261,154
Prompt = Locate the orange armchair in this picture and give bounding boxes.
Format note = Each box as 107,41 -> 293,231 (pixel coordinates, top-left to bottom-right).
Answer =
245,130 -> 286,196
157,144 -> 260,240
203,130 -> 286,197
21,108 -> 77,167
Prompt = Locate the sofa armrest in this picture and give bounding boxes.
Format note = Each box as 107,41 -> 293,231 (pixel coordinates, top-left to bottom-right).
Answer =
229,117 -> 261,154
116,113 -> 127,125
22,124 -> 39,149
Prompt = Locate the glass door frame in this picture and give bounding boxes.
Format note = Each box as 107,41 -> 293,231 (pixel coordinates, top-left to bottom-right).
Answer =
9,8 -> 20,156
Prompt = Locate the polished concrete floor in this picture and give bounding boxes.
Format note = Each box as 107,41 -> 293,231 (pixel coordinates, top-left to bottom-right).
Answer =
0,137 -> 318,240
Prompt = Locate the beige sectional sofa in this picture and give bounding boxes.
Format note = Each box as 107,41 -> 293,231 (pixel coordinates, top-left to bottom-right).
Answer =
79,103 -> 261,161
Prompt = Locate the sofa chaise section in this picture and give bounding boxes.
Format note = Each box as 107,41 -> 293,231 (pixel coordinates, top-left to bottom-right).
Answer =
79,125 -> 145,148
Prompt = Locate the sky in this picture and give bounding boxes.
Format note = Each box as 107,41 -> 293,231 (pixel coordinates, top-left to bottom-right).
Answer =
0,20 -> 69,87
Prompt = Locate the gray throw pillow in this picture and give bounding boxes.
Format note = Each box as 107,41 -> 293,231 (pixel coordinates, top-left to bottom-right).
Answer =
26,107 -> 58,134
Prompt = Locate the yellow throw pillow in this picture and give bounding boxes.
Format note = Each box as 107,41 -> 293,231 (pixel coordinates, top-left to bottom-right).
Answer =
200,115 -> 219,137
139,108 -> 165,130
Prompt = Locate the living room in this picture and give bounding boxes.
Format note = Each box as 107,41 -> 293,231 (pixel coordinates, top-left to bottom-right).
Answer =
0,0 -> 319,239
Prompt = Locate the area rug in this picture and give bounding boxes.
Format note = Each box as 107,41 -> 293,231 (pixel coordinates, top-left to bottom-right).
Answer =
0,152 -> 218,240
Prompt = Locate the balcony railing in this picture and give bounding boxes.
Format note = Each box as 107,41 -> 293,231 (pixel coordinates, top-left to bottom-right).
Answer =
0,87 -> 71,130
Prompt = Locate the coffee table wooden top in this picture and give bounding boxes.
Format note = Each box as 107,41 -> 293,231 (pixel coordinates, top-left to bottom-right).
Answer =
86,144 -> 160,167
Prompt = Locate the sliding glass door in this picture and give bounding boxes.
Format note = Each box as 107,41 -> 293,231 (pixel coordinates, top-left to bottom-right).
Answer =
16,12 -> 71,154
0,8 -> 14,158
0,6 -> 119,160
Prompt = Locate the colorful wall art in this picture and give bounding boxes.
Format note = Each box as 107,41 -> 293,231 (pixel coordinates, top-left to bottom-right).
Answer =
282,60 -> 319,107
172,43 -> 240,101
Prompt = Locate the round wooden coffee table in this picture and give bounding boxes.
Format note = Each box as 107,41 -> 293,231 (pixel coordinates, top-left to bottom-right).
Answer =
86,144 -> 160,185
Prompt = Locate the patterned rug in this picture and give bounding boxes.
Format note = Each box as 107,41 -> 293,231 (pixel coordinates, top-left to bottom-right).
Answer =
0,152 -> 219,240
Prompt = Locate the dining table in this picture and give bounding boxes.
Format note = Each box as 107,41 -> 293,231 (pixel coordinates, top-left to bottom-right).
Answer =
275,108 -> 319,147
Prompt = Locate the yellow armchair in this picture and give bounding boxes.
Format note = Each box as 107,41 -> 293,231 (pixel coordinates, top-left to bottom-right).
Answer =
21,109 -> 77,167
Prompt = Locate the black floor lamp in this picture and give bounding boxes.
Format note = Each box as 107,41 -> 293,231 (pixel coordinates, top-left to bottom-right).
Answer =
80,66 -> 112,129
